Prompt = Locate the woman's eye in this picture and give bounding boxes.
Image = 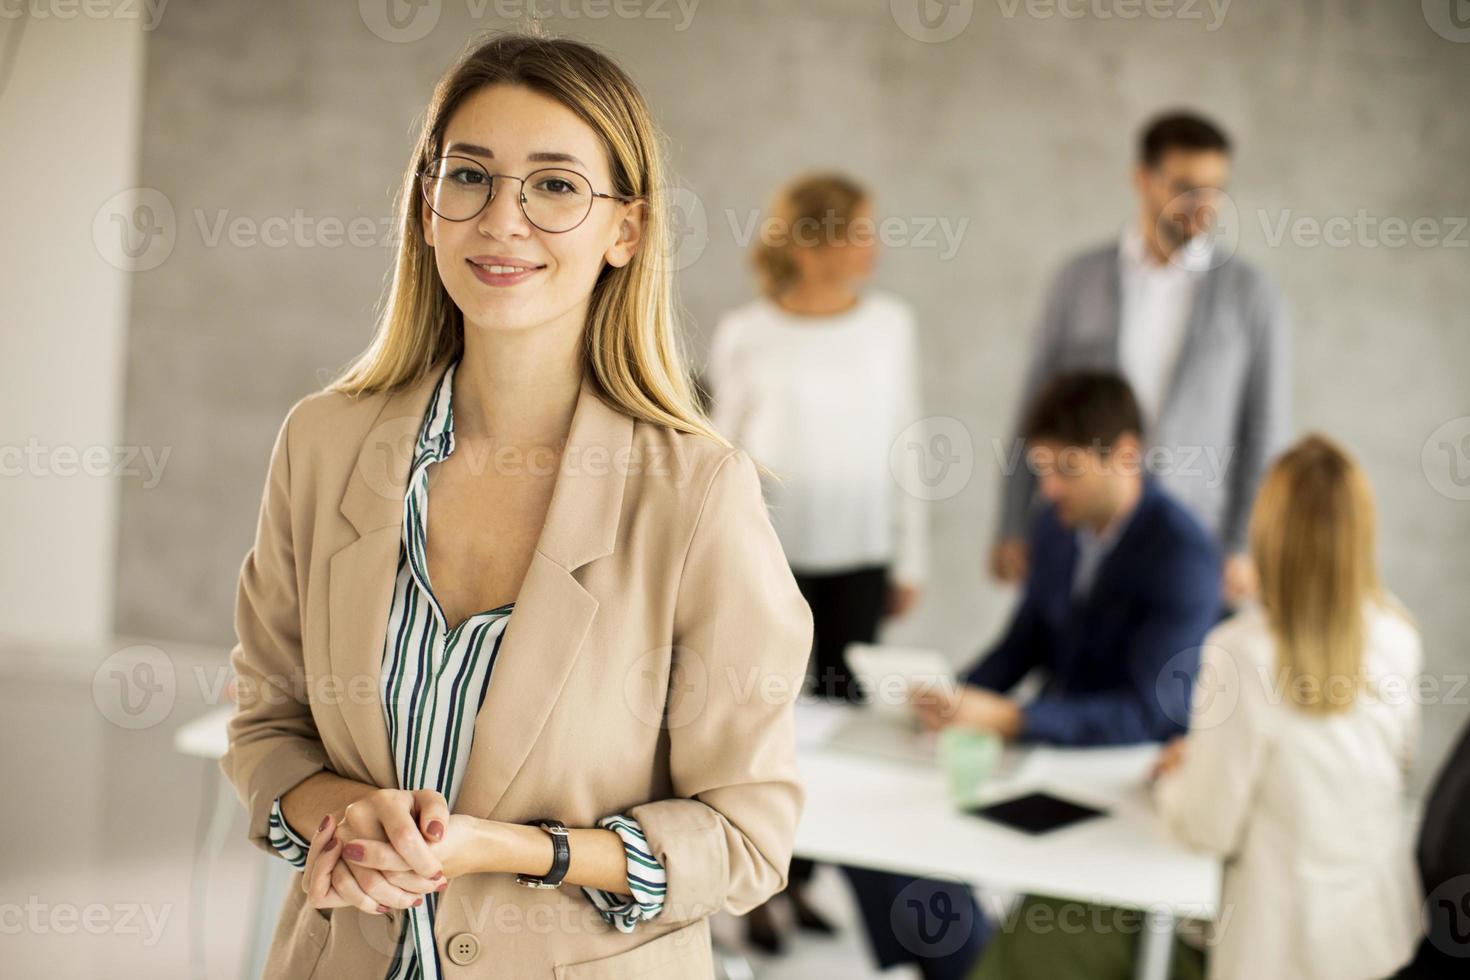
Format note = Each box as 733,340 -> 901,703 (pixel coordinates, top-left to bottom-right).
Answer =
536,178 -> 575,194
450,169 -> 487,185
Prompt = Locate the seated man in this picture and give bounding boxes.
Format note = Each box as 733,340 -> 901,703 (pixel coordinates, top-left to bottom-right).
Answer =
847,373 -> 1222,980
916,369 -> 1222,745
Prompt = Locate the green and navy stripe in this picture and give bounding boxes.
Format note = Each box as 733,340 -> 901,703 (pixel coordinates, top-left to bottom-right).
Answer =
265,355 -> 664,979
587,815 -> 669,929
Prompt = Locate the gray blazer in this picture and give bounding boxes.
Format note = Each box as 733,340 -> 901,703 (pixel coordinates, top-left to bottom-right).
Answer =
997,241 -> 1291,553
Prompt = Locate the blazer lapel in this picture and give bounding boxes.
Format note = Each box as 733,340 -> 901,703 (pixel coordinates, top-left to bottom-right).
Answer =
327,359 -> 634,817
1099,242 -> 1123,367
1158,260 -> 1222,425
330,364 -> 446,791
1074,480 -> 1156,616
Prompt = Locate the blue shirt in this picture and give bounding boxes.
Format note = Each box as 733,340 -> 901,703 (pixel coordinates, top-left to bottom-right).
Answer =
1070,496 -> 1140,600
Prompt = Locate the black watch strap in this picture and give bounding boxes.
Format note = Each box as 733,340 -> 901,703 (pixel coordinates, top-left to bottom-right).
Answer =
515,819 -> 570,889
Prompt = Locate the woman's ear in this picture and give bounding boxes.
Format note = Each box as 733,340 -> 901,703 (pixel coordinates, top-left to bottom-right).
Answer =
603,199 -> 646,269
421,200 -> 437,248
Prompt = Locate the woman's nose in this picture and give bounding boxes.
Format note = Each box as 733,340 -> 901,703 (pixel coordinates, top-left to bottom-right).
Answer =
478,178 -> 532,238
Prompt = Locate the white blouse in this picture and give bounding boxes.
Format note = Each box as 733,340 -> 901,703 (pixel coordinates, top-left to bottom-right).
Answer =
705,290 -> 928,585
1154,600 -> 1424,980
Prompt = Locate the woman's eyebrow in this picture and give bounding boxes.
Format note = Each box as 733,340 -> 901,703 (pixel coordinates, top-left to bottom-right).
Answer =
444,141 -> 587,169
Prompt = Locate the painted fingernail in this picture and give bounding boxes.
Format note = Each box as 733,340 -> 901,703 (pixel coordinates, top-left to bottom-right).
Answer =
432,871 -> 445,881
318,815 -> 330,833
344,843 -> 364,861
436,881 -> 448,892
414,897 -> 424,907
426,820 -> 443,841
377,905 -> 390,914
324,836 -> 339,852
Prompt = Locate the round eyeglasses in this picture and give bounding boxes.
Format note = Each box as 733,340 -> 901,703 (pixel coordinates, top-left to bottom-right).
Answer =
418,155 -> 637,233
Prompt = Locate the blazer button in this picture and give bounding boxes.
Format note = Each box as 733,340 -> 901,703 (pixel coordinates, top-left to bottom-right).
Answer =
445,932 -> 480,965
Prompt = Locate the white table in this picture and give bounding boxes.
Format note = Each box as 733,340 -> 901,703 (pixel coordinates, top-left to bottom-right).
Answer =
179,702 -> 1221,980
792,702 -> 1221,980
175,706 -> 287,980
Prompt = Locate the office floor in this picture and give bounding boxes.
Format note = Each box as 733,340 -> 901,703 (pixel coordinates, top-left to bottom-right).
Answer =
0,640 -> 902,979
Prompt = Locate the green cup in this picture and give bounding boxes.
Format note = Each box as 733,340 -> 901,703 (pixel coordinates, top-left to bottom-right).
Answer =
938,728 -> 1002,806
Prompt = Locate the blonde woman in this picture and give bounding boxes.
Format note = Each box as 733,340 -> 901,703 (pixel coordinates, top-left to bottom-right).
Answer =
219,34 -> 813,980
704,175 -> 965,972
1153,434 -> 1423,979
706,173 -> 928,706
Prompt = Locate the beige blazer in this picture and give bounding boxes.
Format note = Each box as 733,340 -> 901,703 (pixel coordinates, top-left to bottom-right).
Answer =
218,361 -> 814,979
1154,602 -> 1423,980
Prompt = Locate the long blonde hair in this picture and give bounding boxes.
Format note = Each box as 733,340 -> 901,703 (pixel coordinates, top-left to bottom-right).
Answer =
1249,434 -> 1385,714
326,32 -> 727,449
752,172 -> 868,300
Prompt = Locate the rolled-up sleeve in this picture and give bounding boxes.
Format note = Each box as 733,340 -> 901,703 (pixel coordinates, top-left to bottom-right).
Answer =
218,401 -> 330,857
580,813 -> 667,932
267,795 -> 312,870
626,448 -> 814,924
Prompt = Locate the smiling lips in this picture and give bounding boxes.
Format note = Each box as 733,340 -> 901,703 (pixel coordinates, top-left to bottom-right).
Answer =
466,254 -> 546,285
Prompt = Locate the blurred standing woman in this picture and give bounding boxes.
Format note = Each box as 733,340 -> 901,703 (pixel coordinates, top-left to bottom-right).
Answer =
1152,434 -> 1423,980
220,34 -> 812,980
706,174 -> 949,965
707,173 -> 928,705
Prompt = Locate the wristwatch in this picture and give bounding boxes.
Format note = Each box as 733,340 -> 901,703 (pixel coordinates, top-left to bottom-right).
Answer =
515,819 -> 570,889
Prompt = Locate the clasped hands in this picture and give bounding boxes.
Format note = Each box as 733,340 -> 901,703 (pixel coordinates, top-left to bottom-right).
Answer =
304,788 -> 485,915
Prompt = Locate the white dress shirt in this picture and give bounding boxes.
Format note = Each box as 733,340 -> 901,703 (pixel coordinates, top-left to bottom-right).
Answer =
1116,223 -> 1211,428
705,290 -> 928,585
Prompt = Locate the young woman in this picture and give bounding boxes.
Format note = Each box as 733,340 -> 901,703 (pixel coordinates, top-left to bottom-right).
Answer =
1152,433 -> 1423,979
705,174 -> 961,970
219,34 -> 813,980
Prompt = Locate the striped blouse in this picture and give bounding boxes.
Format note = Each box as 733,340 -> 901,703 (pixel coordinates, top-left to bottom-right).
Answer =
265,355 -> 666,979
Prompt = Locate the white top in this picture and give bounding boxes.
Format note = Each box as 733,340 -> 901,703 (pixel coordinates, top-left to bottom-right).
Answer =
705,290 -> 928,584
1154,600 -> 1424,980
1117,222 -> 1210,427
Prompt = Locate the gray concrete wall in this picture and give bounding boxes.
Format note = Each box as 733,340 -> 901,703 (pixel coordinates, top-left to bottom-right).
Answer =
116,0 -> 1470,789
1,10 -> 146,651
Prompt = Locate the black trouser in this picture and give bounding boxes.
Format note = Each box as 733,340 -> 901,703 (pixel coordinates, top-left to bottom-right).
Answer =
780,565 -> 889,894
840,866 -> 990,980
794,562 -> 890,704
792,564 -> 989,980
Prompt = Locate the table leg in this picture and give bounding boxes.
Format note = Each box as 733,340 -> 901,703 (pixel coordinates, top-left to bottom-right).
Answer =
245,851 -> 291,980
191,765 -> 238,980
1133,909 -> 1175,980
712,937 -> 755,980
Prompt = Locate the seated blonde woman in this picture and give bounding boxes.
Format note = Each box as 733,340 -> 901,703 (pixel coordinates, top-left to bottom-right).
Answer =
1153,433 -> 1423,979
970,434 -> 1423,980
